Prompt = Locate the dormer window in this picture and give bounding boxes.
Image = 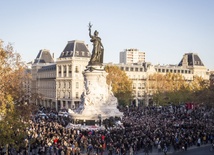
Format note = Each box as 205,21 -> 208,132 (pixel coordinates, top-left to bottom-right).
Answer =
61,52 -> 65,56
76,51 -> 79,55
82,51 -> 85,56
66,51 -> 70,56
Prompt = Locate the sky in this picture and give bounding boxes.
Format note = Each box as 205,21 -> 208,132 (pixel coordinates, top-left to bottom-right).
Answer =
1,0 -> 214,70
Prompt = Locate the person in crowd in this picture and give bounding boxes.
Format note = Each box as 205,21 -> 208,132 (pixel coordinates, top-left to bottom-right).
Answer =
3,104 -> 214,155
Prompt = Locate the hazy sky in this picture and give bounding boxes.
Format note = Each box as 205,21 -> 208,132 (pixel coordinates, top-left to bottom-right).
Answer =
1,0 -> 214,70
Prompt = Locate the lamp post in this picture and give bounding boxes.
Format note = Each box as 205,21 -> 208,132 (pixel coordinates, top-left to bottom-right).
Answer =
126,105 -> 129,115
98,114 -> 102,126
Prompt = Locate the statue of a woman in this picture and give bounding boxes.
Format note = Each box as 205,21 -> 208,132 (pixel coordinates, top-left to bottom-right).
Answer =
88,22 -> 104,66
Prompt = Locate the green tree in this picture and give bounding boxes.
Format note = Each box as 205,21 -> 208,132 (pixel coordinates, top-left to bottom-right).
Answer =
0,40 -> 31,152
105,65 -> 133,106
150,73 -> 210,106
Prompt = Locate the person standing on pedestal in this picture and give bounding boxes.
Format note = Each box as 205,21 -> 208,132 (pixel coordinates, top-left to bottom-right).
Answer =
88,22 -> 104,66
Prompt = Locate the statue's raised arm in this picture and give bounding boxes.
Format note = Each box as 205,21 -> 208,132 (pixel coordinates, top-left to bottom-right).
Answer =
88,22 -> 93,38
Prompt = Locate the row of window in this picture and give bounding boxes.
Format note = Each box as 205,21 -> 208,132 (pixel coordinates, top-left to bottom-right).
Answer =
40,90 -> 55,98
61,51 -> 90,57
57,91 -> 79,99
58,65 -> 79,77
39,81 -> 56,89
39,72 -> 55,78
57,81 -> 79,89
120,67 -> 146,72
156,68 -> 192,74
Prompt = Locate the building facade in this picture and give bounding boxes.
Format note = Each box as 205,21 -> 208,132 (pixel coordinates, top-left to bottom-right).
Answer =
108,53 -> 210,106
29,41 -> 210,110
120,48 -> 145,64
31,40 -> 90,111
56,40 -> 90,110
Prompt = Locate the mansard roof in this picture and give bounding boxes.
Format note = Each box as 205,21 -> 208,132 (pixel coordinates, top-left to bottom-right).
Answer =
178,53 -> 204,67
39,64 -> 56,72
59,40 -> 91,58
34,49 -> 54,64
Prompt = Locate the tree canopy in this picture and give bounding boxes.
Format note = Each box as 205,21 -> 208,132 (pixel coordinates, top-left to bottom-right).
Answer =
105,65 -> 133,106
0,40 -> 31,150
150,73 -> 211,106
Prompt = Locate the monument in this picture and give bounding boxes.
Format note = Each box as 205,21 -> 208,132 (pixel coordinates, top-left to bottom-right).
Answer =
69,23 -> 123,122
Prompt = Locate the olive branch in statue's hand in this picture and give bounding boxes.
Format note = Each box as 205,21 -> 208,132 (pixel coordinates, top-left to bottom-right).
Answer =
88,22 -> 92,31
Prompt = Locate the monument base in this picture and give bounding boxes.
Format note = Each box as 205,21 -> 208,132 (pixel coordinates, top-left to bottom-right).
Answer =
69,65 -> 123,121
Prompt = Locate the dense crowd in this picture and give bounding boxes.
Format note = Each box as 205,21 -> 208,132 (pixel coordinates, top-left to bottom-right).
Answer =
1,104 -> 214,155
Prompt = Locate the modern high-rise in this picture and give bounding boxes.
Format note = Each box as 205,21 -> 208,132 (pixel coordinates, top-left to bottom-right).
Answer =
119,48 -> 145,64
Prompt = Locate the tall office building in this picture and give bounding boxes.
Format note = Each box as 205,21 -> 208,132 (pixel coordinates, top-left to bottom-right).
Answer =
119,48 -> 145,64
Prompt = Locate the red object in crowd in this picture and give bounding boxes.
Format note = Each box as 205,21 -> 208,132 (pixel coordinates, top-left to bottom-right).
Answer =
101,135 -> 105,141
54,138 -> 58,144
185,103 -> 195,110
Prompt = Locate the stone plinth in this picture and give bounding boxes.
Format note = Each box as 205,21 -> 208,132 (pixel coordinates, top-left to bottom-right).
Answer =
69,65 -> 123,121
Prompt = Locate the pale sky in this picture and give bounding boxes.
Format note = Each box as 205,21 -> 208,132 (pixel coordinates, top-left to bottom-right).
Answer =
1,0 -> 214,70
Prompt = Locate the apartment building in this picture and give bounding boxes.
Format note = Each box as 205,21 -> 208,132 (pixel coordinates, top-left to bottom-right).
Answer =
29,40 -> 210,110
120,48 -> 145,64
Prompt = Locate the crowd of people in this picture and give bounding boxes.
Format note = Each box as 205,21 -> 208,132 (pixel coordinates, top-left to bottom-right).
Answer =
1,104 -> 214,155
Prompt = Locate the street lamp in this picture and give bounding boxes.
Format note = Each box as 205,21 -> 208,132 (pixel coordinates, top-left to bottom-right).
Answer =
98,114 -> 102,126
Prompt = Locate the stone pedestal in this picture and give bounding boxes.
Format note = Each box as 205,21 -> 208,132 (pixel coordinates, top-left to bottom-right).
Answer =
69,65 -> 123,121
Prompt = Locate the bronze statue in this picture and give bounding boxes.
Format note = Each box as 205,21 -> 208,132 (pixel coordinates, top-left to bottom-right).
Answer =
88,22 -> 104,66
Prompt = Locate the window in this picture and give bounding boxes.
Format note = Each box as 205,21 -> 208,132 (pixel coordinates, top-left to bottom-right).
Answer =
58,66 -> 61,74
75,66 -> 79,73
126,67 -> 129,71
69,65 -> 72,73
66,51 -> 69,56
133,83 -> 136,89
69,82 -> 71,88
76,92 -> 79,99
138,83 -> 141,89
135,68 -> 138,71
76,51 -> 79,55
69,65 -> 72,76
68,101 -> 71,108
82,51 -> 85,56
63,65 -> 67,77
76,82 -> 79,89
63,65 -> 66,73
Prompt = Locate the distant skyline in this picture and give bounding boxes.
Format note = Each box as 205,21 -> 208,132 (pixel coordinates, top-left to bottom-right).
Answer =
1,0 -> 214,70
